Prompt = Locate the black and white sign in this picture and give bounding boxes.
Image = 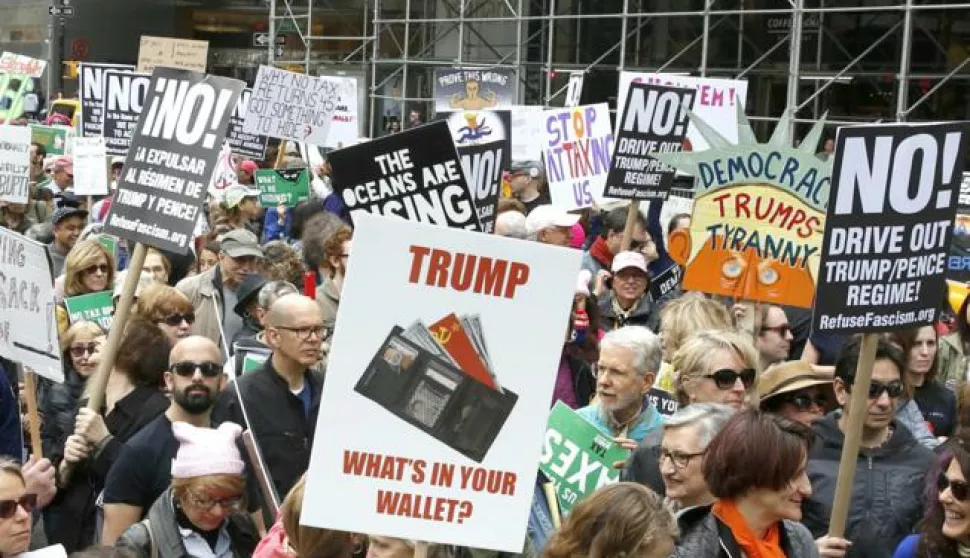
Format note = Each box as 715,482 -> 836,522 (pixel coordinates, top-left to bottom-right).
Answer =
79,62 -> 135,138
441,110 -> 510,233
330,121 -> 481,231
104,68 -> 244,254
604,83 -> 693,201
812,122 -> 970,334
48,5 -> 74,16
253,33 -> 285,47
649,264 -> 681,302
0,125 -> 30,204
226,89 -> 269,160
564,72 -> 584,108
101,70 -> 150,156
243,65 -> 337,146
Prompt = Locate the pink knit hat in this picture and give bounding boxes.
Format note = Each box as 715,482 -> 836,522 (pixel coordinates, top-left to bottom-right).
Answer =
171,422 -> 245,479
569,222 -> 586,249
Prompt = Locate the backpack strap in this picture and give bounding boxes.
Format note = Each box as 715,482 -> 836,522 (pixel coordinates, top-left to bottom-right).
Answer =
139,519 -> 158,558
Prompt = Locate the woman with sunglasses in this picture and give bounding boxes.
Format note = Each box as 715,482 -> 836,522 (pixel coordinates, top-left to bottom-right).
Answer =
891,326 -> 957,443
117,422 -> 259,558
135,283 -> 196,345
894,430 -> 970,557
758,360 -> 835,426
56,239 -> 115,335
0,457 -> 36,557
673,329 -> 761,410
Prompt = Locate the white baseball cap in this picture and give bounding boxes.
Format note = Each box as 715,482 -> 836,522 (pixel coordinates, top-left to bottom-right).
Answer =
611,251 -> 648,274
224,184 -> 260,209
525,204 -> 579,236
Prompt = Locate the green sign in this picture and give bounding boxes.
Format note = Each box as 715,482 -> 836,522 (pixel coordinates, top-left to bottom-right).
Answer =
538,402 -> 630,514
96,235 -> 119,262
0,73 -> 32,123
30,124 -> 72,155
64,291 -> 114,330
255,168 -> 310,207
242,352 -> 269,374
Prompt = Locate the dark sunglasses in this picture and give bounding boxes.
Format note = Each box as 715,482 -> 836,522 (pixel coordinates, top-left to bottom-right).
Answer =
783,393 -> 829,412
939,472 -> 970,501
83,264 -> 110,275
846,379 -> 905,399
761,324 -> 793,336
0,494 -> 36,519
169,361 -> 222,379
69,342 -> 98,358
703,368 -> 757,390
162,312 -> 195,327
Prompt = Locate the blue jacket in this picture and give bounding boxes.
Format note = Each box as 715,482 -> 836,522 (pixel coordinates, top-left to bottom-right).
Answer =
646,198 -> 678,277
892,535 -> 919,558
576,398 -> 664,444
262,207 -> 294,243
0,363 -> 22,462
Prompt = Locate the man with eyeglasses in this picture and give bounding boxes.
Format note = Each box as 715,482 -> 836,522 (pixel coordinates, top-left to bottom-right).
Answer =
596,251 -> 660,332
756,304 -> 793,369
213,294 -> 324,516
46,205 -> 87,277
100,336 -> 227,545
582,205 -> 648,276
802,336 -> 934,558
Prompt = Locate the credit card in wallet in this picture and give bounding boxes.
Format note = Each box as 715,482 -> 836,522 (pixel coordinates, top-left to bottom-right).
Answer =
428,313 -> 497,390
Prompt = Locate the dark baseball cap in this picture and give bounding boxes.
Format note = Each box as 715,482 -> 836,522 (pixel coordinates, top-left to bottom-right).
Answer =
51,206 -> 88,226
218,229 -> 263,259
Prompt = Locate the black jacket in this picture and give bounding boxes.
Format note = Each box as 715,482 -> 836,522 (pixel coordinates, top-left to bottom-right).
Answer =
620,442 -> 665,496
802,412 -> 934,558
673,504 -> 819,557
563,353 -> 596,408
38,367 -> 86,462
212,357 -> 322,508
598,292 -> 660,332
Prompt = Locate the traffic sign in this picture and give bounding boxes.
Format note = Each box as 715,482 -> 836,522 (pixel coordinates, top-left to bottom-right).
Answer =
49,5 -> 75,16
253,33 -> 286,47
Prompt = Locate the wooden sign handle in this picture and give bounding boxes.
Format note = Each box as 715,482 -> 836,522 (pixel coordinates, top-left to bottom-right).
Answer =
620,201 -> 641,252
22,370 -> 42,458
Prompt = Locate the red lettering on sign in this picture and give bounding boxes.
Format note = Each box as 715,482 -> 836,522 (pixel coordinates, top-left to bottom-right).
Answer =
407,245 -> 530,298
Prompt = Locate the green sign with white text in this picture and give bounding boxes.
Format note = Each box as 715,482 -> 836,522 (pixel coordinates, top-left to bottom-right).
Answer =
30,124 -> 72,155
255,168 -> 310,207
64,291 -> 114,330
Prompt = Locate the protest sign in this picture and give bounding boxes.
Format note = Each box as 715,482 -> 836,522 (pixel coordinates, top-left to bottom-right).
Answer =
72,136 -> 109,196
509,105 -> 545,163
101,70 -> 150,156
441,110 -> 511,233
0,125 -> 30,204
243,65 -> 338,146
0,228 -> 60,381
256,168 -> 310,207
64,291 -> 114,330
302,213 -> 580,551
104,68 -> 244,254
812,123 -> 970,334
604,83 -> 694,201
542,103 -> 615,210
207,144 -> 237,200
319,75 -> 360,149
652,111 -> 831,308
618,73 -> 747,152
0,52 -> 46,78
330,121 -> 481,231
137,36 -> 209,74
434,68 -> 515,113
79,63 -> 136,138
947,173 -> 970,283
97,234 -> 118,262
30,125 -> 72,156
226,89 -> 269,159
564,72 -> 584,108
538,402 -> 629,514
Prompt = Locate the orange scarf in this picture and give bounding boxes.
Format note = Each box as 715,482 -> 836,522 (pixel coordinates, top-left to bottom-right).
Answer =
711,499 -> 787,558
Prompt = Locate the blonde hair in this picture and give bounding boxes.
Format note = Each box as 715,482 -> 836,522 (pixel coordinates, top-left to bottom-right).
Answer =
60,320 -> 104,353
658,293 -> 733,360
0,457 -> 22,483
673,329 -> 760,406
281,475 -> 355,558
135,283 -> 193,323
172,473 -> 245,503
64,239 -> 115,297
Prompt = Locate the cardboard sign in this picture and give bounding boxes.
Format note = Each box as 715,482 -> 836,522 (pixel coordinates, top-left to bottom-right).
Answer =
30,125 -> 72,156
256,168 -> 310,207
948,173 -> 970,282
330,121 -> 481,231
318,75 -> 360,149
104,68 -> 244,254
243,65 -> 338,146
226,89 -> 269,160
0,52 -> 46,78
101,70 -> 150,156
618,73 -> 748,152
652,112 -> 831,308
812,123 -> 970,334
538,402 -> 629,514
441,110 -> 511,233
302,214 -> 581,551
605,83 -> 694,201
564,73 -> 584,108
0,125 -> 31,204
434,68 -> 515,113
542,103 -> 615,210
137,36 -> 209,74
72,136 -> 109,196
0,228 -> 60,381
79,63 -> 136,138
64,291 -> 114,330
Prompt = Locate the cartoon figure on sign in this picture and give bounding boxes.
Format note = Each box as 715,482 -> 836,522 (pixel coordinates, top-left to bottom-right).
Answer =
455,112 -> 493,143
652,105 -> 832,308
450,78 -> 498,110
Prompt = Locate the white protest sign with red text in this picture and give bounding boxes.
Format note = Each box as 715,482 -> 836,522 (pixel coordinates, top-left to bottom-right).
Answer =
302,214 -> 580,552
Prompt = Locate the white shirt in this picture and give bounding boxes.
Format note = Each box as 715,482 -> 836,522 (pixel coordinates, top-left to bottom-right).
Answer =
178,524 -> 234,558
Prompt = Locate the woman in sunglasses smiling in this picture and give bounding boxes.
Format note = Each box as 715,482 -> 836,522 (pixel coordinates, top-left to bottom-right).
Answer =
894,430 -> 970,557
758,360 -> 835,426
135,284 -> 196,345
55,239 -> 115,335
673,329 -> 761,410
0,458 -> 35,557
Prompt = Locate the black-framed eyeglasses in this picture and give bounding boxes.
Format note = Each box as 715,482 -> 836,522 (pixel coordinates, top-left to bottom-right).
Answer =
275,324 -> 329,341
846,379 -> 905,400
162,312 -> 195,327
782,392 -> 829,412
761,324 -> 793,337
659,448 -> 706,469
83,264 -> 110,275
0,494 -> 36,519
69,342 -> 98,358
169,361 -> 222,379
703,368 -> 756,390
185,491 -> 244,512
938,472 -> 970,501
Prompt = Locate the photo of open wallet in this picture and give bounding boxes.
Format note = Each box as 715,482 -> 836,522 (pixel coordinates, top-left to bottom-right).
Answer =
354,323 -> 518,462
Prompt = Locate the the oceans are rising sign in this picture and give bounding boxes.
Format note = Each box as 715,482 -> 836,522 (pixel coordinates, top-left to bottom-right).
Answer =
330,121 -> 481,231
243,65 -> 337,146
101,70 -> 150,156
604,83 -> 694,201
543,103 -> 614,210
105,68 -> 244,254
0,125 -> 30,204
79,62 -> 135,138
813,123 -> 970,334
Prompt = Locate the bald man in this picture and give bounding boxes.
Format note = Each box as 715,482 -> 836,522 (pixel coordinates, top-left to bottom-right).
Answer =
102,336 -> 227,544
213,294 -> 325,512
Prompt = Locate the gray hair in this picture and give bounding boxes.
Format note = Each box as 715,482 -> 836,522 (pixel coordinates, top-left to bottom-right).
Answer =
600,325 -> 662,377
258,280 -> 299,310
495,211 -> 527,239
663,403 -> 735,449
